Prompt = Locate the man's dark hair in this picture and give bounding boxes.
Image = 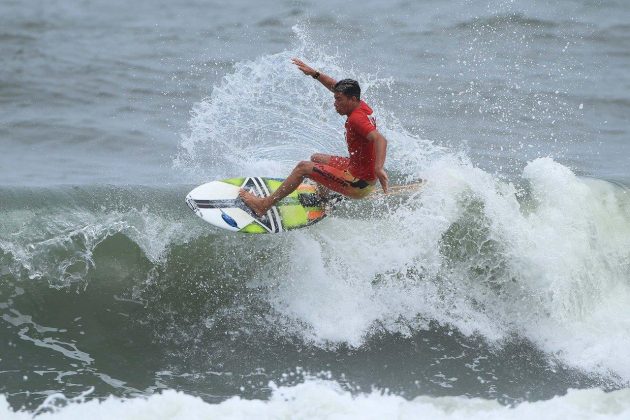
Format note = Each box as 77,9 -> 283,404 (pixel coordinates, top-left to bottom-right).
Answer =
333,79 -> 361,100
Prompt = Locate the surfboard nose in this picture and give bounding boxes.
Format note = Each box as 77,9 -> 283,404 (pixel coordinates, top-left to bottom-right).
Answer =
185,195 -> 198,212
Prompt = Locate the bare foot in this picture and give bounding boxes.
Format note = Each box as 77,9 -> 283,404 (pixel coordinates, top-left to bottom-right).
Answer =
239,189 -> 270,217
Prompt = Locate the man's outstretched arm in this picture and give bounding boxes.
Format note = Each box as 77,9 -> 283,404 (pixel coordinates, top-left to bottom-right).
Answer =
292,58 -> 336,91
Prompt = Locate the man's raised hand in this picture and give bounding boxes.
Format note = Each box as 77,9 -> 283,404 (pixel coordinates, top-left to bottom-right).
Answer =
291,58 -> 316,77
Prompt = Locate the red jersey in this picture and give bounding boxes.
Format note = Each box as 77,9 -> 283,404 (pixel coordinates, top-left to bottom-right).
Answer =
345,101 -> 377,180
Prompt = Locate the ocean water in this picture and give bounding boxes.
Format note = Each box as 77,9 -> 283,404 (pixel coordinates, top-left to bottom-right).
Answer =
1,0 -> 630,418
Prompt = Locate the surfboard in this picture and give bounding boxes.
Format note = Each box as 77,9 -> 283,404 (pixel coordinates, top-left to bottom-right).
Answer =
185,177 -> 329,234
185,177 -> 426,234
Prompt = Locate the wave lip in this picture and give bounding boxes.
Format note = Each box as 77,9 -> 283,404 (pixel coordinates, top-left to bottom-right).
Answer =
0,185 -> 199,286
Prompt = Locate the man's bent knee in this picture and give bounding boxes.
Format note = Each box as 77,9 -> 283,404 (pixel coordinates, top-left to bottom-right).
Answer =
295,160 -> 315,176
310,154 -> 329,164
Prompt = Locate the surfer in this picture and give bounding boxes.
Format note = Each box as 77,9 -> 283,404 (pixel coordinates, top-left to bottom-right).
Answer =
240,58 -> 388,217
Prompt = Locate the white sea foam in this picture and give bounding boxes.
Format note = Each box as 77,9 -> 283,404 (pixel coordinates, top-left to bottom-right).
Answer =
266,155 -> 630,380
2,381 -> 629,420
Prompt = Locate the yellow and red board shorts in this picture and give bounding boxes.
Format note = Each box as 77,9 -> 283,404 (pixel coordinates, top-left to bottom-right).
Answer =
310,156 -> 375,199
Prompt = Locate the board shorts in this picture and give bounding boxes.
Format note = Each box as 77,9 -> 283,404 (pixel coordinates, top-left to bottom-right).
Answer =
310,156 -> 375,199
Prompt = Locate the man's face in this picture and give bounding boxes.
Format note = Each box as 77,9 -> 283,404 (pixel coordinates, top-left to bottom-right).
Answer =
334,92 -> 357,116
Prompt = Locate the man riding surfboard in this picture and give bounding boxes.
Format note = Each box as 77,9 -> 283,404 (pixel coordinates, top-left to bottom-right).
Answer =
240,58 -> 388,217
